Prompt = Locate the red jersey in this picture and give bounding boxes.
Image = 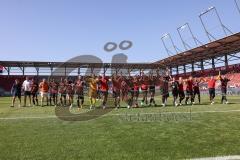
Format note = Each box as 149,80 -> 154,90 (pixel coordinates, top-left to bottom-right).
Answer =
66,83 -> 74,94
50,82 -> 58,94
133,80 -> 139,91
121,80 -> 128,93
178,82 -> 184,92
100,78 -> 109,91
75,80 -> 84,94
112,79 -> 121,92
208,79 -> 216,89
141,80 -> 149,90
58,82 -> 66,94
186,80 -> 193,91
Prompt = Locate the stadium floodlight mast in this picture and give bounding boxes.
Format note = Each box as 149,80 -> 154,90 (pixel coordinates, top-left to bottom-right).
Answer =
199,6 -> 233,42
177,23 -> 203,50
161,33 -> 181,57
235,0 -> 240,15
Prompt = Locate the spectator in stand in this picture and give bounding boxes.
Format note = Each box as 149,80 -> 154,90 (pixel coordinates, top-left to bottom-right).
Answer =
22,76 -> 32,107
11,79 -> 22,107
39,78 -> 49,107
220,73 -> 230,104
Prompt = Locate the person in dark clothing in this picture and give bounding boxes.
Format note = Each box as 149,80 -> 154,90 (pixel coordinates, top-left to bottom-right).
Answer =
171,77 -> 179,107
149,75 -> 157,107
193,78 -> 201,104
31,78 -> 39,106
11,79 -> 22,107
127,76 -> 134,109
161,76 -> 170,107
178,77 -> 185,106
220,74 -> 230,104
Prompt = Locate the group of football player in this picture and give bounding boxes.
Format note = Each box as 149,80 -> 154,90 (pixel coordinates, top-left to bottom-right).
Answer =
10,71 -> 230,109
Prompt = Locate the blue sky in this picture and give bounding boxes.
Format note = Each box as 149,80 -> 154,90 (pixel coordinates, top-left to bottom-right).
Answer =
0,0 -> 239,63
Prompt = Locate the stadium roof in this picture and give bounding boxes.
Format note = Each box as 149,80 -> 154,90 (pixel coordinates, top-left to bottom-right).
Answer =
0,61 -> 164,70
156,32 -> 240,68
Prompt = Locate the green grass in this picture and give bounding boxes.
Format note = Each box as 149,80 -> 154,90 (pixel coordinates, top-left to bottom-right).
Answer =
1,96 -> 240,160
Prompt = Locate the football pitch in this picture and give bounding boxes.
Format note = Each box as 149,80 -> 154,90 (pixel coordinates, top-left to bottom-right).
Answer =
0,96 -> 240,160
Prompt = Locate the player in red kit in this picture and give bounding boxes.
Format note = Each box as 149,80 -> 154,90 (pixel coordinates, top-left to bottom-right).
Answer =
49,79 -> 58,106
207,74 -> 220,105
99,75 -> 109,109
140,74 -> 149,106
193,77 -> 201,104
178,77 -> 185,106
185,76 -> 194,105
58,78 -> 67,106
149,74 -> 157,106
75,76 -> 85,109
133,76 -> 140,107
111,74 -> 121,109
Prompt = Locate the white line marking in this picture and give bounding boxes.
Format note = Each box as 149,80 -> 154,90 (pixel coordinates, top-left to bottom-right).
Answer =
190,155 -> 240,160
0,109 -> 240,120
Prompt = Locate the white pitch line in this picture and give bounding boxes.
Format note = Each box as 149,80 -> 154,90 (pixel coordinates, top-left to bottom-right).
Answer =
1,109 -> 240,120
190,155 -> 240,160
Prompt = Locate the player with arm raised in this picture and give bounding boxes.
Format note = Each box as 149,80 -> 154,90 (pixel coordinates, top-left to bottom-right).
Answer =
219,72 -> 230,104
207,73 -> 220,105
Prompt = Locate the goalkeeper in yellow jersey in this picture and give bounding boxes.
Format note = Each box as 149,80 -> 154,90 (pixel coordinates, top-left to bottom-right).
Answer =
86,74 -> 99,109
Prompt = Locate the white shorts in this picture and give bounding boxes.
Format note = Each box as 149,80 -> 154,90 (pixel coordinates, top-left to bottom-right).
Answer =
40,92 -> 48,97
